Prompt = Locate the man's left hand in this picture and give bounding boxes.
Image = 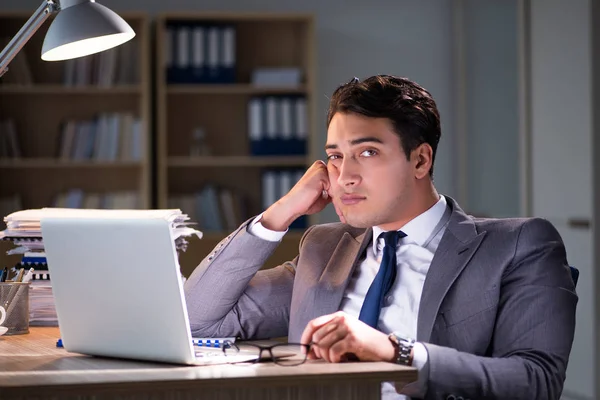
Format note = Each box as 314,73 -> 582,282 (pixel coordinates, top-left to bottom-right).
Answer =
300,311 -> 395,363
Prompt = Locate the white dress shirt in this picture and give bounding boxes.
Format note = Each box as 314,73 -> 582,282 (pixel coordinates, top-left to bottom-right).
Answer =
248,195 -> 450,399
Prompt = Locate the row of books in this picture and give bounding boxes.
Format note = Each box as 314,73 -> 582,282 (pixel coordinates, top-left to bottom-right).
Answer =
248,96 -> 308,156
166,168 -> 309,233
0,119 -> 20,158
57,113 -> 144,161
166,22 -> 235,84
262,169 -> 307,229
53,190 -> 141,210
0,36 -> 138,86
168,185 -> 247,232
63,39 -> 139,86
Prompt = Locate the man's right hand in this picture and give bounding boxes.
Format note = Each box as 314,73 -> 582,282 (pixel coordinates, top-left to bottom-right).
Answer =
261,160 -> 335,231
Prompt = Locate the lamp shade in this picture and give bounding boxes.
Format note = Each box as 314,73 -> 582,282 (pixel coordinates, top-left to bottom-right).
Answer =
41,1 -> 135,61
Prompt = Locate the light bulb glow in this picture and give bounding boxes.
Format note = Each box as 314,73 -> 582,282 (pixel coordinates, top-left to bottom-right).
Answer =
41,32 -> 135,61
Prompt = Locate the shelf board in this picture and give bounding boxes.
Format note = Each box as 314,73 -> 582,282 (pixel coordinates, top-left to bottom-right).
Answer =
168,156 -> 308,168
0,85 -> 142,95
166,84 -> 307,95
0,159 -> 144,169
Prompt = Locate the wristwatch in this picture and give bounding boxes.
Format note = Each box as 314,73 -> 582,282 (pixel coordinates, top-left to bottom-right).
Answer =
388,332 -> 415,366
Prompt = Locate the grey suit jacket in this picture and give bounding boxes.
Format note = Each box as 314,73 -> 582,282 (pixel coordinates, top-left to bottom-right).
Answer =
184,197 -> 577,400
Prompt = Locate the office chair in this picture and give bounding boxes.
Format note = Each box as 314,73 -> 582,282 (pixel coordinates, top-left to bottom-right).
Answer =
569,266 -> 579,288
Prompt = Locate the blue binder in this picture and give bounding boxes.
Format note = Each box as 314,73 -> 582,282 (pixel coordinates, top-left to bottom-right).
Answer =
249,96 -> 307,156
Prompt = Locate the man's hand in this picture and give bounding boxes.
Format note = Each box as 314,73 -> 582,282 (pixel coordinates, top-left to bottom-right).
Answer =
300,311 -> 395,363
261,160 -> 335,231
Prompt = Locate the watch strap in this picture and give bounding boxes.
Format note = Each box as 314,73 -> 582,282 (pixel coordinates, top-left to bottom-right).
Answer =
388,332 -> 415,366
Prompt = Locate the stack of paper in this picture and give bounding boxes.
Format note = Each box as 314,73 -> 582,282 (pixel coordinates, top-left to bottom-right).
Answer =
29,269 -> 56,326
3,208 -> 202,247
1,208 -> 202,325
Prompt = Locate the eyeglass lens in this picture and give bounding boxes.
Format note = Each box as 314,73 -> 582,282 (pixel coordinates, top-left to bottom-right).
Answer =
223,342 -> 308,366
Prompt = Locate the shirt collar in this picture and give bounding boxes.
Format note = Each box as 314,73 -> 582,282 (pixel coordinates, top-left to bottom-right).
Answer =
372,195 -> 448,254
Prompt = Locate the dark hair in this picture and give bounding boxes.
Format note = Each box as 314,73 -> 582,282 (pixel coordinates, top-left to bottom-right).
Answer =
326,75 -> 441,177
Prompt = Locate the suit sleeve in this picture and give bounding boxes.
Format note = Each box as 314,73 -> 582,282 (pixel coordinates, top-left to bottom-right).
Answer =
422,218 -> 578,400
183,218 -> 312,340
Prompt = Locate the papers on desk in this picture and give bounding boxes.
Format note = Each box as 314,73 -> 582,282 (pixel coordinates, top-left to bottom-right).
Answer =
2,208 -> 202,252
1,208 -> 203,326
3,208 -> 202,237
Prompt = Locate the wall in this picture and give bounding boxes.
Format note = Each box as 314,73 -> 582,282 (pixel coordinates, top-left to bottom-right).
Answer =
463,0 -> 520,217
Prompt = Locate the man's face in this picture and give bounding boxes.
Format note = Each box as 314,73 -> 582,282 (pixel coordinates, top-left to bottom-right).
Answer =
325,112 -> 416,230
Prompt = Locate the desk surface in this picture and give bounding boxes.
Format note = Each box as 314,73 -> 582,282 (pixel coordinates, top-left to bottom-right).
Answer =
0,327 -> 417,399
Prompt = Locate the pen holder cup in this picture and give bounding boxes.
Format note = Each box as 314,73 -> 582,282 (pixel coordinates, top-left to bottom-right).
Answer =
0,282 -> 30,335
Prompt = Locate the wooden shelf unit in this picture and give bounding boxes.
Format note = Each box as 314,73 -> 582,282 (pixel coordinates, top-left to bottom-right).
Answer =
0,12 -> 151,213
155,13 -> 317,274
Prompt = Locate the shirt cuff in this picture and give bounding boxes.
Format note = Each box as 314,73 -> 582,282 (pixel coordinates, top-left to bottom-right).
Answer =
247,213 -> 287,242
397,342 -> 429,397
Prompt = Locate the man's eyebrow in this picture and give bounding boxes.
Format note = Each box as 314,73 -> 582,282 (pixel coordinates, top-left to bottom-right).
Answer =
325,136 -> 384,150
350,137 -> 384,146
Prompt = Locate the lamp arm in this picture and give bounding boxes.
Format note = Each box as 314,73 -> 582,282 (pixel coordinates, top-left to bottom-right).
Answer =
0,0 -> 59,78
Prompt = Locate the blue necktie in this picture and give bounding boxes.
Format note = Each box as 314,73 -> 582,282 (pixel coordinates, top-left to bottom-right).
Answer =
358,230 -> 406,329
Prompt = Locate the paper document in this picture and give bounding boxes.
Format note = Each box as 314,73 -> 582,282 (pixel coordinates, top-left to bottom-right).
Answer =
2,208 -> 203,245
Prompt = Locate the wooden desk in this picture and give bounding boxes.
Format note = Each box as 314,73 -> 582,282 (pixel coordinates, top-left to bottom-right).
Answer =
0,327 -> 417,400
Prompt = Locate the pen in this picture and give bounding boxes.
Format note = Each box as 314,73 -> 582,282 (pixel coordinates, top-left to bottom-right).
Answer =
4,267 -> 32,317
2,267 -> 33,319
14,267 -> 24,283
21,268 -> 35,283
192,337 -> 236,347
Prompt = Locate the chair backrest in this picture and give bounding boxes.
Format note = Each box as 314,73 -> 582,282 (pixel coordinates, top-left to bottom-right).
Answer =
569,266 -> 579,288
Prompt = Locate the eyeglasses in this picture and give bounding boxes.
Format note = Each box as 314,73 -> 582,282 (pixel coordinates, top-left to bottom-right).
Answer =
222,341 -> 311,366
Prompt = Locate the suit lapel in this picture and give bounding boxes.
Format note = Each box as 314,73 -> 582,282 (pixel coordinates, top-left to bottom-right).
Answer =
313,229 -> 372,318
416,198 -> 487,342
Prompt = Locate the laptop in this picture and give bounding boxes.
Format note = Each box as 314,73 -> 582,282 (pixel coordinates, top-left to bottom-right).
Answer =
41,213 -> 254,365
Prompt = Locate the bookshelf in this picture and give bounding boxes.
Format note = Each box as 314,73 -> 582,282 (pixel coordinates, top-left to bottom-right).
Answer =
0,12 -> 151,217
155,13 -> 317,276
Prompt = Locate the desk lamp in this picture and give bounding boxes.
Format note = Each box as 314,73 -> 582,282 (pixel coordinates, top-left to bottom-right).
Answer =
0,0 -> 135,78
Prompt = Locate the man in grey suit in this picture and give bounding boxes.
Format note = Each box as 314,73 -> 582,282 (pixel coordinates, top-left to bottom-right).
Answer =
184,75 -> 577,399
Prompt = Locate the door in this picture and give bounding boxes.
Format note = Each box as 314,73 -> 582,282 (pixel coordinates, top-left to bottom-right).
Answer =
529,1 -> 595,398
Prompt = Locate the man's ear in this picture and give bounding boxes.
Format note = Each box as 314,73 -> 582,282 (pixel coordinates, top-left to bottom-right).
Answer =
413,143 -> 433,179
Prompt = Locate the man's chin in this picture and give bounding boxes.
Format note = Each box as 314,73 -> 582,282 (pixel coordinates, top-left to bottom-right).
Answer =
342,216 -> 371,229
